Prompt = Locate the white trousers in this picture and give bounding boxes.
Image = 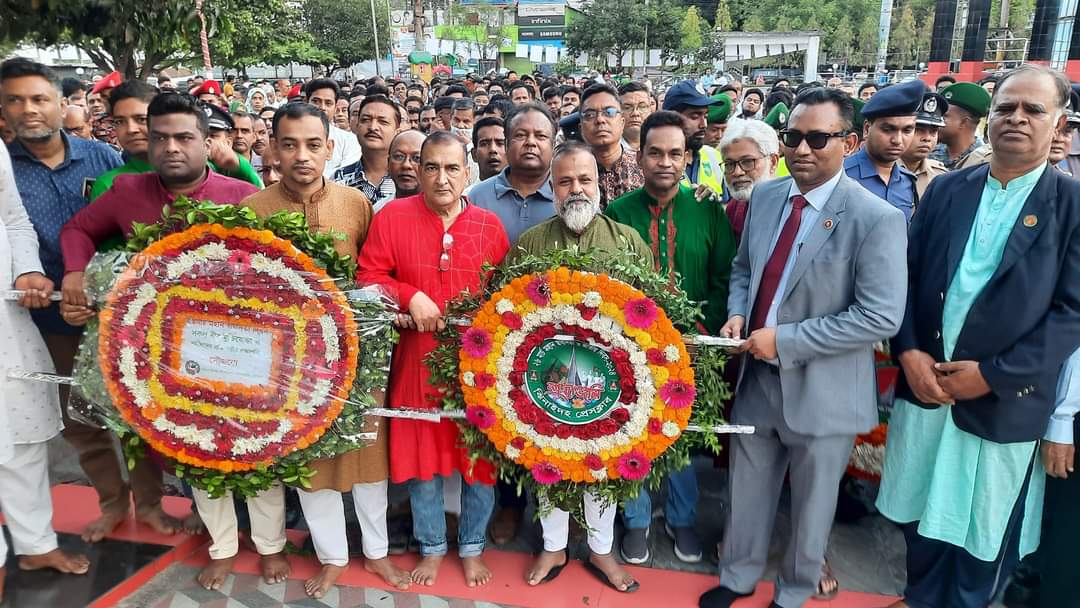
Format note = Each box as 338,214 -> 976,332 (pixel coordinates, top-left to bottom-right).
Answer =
191,483 -> 286,560
540,491 -> 615,555
297,480 -> 389,565
0,442 -> 57,557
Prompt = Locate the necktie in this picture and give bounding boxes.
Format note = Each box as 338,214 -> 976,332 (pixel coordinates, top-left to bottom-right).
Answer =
749,195 -> 809,332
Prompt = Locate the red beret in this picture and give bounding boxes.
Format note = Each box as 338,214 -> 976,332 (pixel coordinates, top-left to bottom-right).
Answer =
91,71 -> 122,95
287,83 -> 302,99
192,79 -> 222,97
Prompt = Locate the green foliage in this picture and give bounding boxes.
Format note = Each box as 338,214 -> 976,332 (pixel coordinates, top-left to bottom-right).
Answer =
208,0 -> 333,75
301,0 -> 392,75
714,0 -> 734,32
680,6 -> 705,54
73,197 -> 395,499
0,0 -> 228,79
565,0 -> 684,70
425,246 -> 730,525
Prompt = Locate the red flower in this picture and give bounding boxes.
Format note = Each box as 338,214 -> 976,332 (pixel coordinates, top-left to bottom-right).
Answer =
623,297 -> 659,329
525,277 -> 551,306
577,303 -> 598,320
584,454 -> 604,470
461,327 -> 493,358
555,424 -> 574,439
501,311 -> 523,330
510,437 -> 526,449
648,418 -> 663,434
474,372 -> 496,390
466,406 -> 497,429
659,380 -> 696,409
647,348 -> 666,365
535,420 -> 556,436
531,461 -> 563,485
610,408 -> 630,424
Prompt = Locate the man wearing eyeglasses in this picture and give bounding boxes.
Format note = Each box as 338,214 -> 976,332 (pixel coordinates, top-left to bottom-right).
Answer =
718,118 -> 781,246
388,129 -> 426,199
843,79 -> 923,222
358,131 -> 510,590
581,84 -> 644,207
704,87 -> 907,608
61,105 -> 92,140
606,111 -> 737,567
617,82 -> 654,152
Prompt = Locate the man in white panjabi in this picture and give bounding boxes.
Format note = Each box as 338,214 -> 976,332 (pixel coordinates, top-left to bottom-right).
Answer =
0,144 -> 91,603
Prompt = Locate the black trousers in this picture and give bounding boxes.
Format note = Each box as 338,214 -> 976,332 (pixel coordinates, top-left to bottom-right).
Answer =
1036,419 -> 1080,608
903,447 -> 1035,608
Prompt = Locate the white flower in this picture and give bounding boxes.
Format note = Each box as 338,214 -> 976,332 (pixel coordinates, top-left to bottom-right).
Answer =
231,419 -> 292,456
582,291 -> 602,308
505,445 -> 521,459
463,371 -> 476,387
664,345 -> 681,363
153,416 -> 216,451
538,308 -> 555,323
495,298 -> 515,314
122,283 -> 159,326
590,468 -> 608,480
662,421 -> 681,438
319,315 -> 340,363
297,379 -> 333,415
630,350 -> 647,366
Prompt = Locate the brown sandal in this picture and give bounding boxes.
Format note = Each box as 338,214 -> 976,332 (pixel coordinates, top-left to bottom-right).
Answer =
813,559 -> 839,600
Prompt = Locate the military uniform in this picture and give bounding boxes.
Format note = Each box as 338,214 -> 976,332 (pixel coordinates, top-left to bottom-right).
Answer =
933,83 -> 992,171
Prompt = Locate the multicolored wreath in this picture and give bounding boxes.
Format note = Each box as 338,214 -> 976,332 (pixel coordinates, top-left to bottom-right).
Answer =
72,197 -> 395,498
98,224 -> 360,472
459,269 -> 694,485
429,247 -> 729,517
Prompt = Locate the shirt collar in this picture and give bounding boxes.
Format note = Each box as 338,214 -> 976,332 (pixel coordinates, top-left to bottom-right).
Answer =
850,147 -> 901,182
787,168 -> 843,211
155,167 -> 214,201
493,167 -> 554,201
279,177 -> 330,204
7,131 -> 79,164
987,162 -> 1048,192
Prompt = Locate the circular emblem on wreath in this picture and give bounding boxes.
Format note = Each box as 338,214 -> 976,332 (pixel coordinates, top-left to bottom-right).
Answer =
525,339 -> 622,425
98,224 -> 360,472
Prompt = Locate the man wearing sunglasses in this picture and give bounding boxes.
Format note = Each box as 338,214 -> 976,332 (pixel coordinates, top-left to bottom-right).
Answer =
843,79 -> 924,222
705,87 -> 907,608
581,83 -> 643,207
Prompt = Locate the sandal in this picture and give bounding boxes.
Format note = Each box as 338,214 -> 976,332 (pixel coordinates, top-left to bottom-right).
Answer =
813,559 -> 839,600
582,557 -> 639,593
537,548 -> 569,584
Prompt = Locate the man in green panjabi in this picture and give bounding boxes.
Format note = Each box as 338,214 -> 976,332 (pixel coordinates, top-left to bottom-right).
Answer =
510,141 -> 652,266
604,109 -> 736,566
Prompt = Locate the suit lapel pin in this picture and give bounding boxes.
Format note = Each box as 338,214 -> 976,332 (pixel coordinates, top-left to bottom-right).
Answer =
1023,214 -> 1038,228
823,218 -> 834,230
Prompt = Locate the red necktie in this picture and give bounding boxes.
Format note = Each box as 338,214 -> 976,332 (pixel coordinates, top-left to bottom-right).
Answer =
749,195 -> 809,332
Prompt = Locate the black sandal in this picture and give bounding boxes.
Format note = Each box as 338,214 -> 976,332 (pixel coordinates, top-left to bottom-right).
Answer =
582,556 -> 640,593
535,548 -> 569,584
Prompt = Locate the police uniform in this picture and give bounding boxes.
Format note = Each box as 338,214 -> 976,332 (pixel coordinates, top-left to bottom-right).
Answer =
931,82 -> 991,170
907,92 -> 948,199
663,80 -> 725,196
198,102 -> 264,188
844,79 -> 923,222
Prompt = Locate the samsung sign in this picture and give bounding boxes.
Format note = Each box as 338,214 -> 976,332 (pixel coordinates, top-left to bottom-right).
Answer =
516,14 -> 565,26
518,27 -> 564,40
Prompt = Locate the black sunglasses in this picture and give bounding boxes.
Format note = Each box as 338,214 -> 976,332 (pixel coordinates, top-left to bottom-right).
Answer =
779,129 -> 849,150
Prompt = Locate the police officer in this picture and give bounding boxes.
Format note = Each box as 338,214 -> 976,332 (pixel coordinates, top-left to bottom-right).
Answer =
662,80 -> 726,200
201,102 -> 264,188
902,91 -> 949,198
843,78 -> 923,222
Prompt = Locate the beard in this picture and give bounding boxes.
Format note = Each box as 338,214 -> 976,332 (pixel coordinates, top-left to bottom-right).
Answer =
15,121 -> 57,143
728,182 -> 756,201
556,191 -> 601,234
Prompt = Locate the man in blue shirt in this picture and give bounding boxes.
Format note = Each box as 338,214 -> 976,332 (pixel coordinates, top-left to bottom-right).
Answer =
843,79 -> 922,222
468,101 -> 556,245
2,58 -> 185,543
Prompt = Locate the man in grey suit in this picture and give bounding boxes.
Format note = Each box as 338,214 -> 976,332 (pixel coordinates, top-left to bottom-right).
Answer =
700,88 -> 909,608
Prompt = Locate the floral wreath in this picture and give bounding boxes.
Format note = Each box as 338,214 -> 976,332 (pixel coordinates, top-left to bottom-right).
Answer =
429,247 -> 730,517
73,198 -> 395,497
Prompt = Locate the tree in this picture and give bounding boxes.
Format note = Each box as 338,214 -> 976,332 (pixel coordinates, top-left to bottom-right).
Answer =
565,0 -> 682,70
889,5 -> 919,68
829,14 -> 855,63
209,0 -> 331,77
714,0 -> 734,32
0,0 -> 227,79
681,6 -> 705,55
302,0 -> 391,75
442,3 -> 515,65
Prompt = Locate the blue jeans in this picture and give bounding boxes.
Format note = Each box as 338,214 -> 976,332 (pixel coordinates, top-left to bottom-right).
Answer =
408,475 -> 495,557
623,464 -> 698,529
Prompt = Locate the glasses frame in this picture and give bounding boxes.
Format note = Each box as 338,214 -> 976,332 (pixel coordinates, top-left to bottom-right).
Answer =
439,232 -> 454,272
581,107 -> 621,123
722,156 -> 764,173
778,129 -> 850,150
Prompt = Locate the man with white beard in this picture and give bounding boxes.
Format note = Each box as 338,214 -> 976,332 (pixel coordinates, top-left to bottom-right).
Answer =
718,118 -> 781,246
510,142 -> 652,264
512,142 -> 650,592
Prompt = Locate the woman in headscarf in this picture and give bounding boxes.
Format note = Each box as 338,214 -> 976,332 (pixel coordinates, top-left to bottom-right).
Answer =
247,87 -> 268,114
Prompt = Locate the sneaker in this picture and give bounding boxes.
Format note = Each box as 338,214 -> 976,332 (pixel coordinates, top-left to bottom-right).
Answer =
664,522 -> 703,563
620,527 -> 651,564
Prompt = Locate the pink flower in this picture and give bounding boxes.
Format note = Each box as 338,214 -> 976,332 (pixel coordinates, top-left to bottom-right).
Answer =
525,277 -> 551,306
623,297 -> 658,329
465,406 -> 496,429
531,461 -> 563,485
616,451 -> 651,480
227,250 -> 252,271
461,327 -> 493,358
584,454 -> 604,470
659,380 -> 696,409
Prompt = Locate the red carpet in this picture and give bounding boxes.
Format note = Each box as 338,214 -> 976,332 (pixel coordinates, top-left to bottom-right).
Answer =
26,485 -> 898,607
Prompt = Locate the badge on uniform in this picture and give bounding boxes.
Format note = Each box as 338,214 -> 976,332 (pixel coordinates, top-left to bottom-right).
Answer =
823,218 -> 834,230
1023,214 -> 1038,228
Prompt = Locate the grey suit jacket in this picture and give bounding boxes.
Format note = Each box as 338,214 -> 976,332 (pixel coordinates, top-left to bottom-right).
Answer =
727,173 -> 908,437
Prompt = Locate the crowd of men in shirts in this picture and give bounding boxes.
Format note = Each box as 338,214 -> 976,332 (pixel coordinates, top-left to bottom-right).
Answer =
0,56 -> 1078,608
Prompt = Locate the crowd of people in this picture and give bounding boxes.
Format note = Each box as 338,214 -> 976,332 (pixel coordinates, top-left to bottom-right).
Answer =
0,56 -> 1077,608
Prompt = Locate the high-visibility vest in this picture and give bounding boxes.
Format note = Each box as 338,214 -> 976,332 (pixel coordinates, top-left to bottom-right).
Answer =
683,145 -> 725,197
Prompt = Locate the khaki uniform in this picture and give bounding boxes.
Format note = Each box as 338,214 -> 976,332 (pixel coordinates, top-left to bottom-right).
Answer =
908,157 -> 949,199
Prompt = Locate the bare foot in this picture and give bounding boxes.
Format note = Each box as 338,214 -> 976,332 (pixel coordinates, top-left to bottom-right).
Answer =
181,510 -> 205,534
260,551 -> 291,584
136,505 -> 183,536
589,552 -> 636,592
18,549 -> 90,574
197,556 -> 235,590
81,508 -> 129,543
410,554 -> 443,586
304,564 -> 345,599
526,550 -> 567,586
365,556 -> 411,590
462,555 -> 493,588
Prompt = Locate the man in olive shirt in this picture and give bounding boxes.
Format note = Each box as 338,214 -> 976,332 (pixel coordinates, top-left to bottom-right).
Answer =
605,110 -> 736,565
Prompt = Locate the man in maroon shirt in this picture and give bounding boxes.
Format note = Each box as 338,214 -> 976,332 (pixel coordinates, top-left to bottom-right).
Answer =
56,92 -> 258,539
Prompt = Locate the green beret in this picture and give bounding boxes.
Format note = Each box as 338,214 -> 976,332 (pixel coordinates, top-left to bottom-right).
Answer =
707,94 -> 733,124
763,101 -> 789,130
940,82 -> 991,118
850,96 -> 865,134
